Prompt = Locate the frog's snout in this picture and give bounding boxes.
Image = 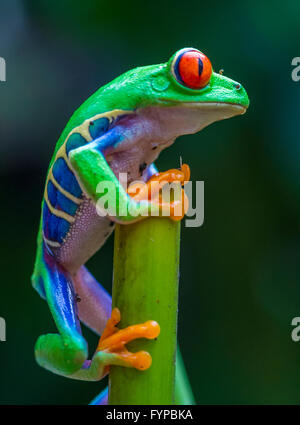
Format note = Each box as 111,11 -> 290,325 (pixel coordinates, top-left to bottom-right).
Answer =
233,81 -> 249,110
213,71 -> 249,110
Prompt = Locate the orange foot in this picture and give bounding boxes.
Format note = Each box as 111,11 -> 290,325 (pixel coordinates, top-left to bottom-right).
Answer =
127,164 -> 190,221
96,308 -> 160,371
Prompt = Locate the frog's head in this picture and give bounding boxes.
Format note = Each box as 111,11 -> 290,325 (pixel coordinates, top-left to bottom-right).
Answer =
114,48 -> 249,139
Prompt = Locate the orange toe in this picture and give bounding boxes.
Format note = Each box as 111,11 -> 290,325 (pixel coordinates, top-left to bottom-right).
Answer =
127,164 -> 190,206
114,350 -> 152,370
98,307 -> 121,346
96,308 -> 160,371
142,320 -> 160,339
98,320 -> 160,352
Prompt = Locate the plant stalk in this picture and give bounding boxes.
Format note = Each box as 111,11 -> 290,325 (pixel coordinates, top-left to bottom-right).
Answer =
109,217 -> 180,404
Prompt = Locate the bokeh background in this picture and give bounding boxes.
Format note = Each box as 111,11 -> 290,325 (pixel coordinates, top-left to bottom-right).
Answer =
1,0 -> 300,405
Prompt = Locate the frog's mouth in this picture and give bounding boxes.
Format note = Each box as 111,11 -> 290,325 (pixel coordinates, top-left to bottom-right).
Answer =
181,101 -> 247,114
148,101 -> 247,139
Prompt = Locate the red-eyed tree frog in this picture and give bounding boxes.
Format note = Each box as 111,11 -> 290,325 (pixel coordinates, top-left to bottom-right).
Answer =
32,48 -> 249,404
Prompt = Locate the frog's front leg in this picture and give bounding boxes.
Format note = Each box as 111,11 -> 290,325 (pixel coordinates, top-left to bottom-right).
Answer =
68,128 -> 187,223
68,127 -> 145,223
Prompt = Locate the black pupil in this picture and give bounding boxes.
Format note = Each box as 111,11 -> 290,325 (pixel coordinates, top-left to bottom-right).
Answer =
197,57 -> 203,77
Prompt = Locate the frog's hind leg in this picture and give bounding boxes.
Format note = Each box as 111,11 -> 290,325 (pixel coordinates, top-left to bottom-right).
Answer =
73,266 -> 112,336
34,244 -> 88,376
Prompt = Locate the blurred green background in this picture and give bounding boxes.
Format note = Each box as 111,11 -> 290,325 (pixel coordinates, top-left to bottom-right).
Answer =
1,0 -> 300,405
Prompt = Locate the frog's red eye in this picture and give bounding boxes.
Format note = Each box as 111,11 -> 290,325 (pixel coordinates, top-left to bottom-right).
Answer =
172,49 -> 212,89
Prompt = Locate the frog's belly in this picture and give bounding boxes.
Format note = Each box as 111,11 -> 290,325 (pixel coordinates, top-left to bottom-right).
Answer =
54,196 -> 115,274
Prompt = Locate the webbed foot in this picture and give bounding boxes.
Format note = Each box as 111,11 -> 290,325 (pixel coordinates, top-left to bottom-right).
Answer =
69,308 -> 160,381
128,164 -> 190,221
96,308 -> 160,371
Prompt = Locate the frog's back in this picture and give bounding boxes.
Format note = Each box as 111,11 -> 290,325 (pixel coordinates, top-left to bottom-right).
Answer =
41,84 -> 128,251
39,65 -> 150,254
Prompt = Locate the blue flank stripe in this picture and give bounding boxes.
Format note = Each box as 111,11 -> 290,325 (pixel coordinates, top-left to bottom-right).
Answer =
52,157 -> 82,199
42,202 -> 70,244
43,120 -> 116,246
43,155 -> 82,244
47,180 -> 78,216
66,132 -> 87,155
89,117 -> 109,140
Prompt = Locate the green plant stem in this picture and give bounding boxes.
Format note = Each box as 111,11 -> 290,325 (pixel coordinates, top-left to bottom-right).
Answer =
109,217 -> 180,405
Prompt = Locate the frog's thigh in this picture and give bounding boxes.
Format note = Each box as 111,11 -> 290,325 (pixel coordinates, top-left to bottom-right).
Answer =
35,245 -> 88,376
73,266 -> 112,336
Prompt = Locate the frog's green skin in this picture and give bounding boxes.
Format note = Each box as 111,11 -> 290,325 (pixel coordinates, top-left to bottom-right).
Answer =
32,48 -> 249,404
